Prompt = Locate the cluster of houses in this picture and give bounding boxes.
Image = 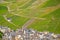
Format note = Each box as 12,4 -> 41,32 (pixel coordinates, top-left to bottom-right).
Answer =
0,26 -> 60,40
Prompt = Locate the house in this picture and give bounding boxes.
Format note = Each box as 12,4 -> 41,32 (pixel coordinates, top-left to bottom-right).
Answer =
7,18 -> 12,22
1,27 -> 60,40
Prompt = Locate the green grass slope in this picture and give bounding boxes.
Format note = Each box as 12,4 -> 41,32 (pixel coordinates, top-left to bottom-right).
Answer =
0,0 -> 60,34
28,8 -> 60,34
0,5 -> 8,15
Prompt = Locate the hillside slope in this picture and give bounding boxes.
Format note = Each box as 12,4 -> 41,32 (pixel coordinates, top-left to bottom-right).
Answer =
0,0 -> 60,33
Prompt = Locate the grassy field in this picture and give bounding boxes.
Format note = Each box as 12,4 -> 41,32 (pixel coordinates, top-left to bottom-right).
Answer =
0,6 -> 29,30
0,13 -> 29,30
28,9 -> 60,34
0,0 -> 60,34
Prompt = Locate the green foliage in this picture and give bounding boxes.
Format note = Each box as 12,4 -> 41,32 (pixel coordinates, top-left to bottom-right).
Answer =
42,0 -> 60,8
0,5 -> 8,15
0,31 -> 3,38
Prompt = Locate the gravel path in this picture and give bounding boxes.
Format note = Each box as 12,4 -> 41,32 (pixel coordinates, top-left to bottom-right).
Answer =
3,15 -> 19,27
22,18 -> 35,29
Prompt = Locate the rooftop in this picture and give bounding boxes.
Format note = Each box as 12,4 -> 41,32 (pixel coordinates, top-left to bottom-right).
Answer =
0,26 -> 60,40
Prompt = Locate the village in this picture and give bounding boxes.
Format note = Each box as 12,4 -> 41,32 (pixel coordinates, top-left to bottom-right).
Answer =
0,0 -> 60,40
0,26 -> 60,40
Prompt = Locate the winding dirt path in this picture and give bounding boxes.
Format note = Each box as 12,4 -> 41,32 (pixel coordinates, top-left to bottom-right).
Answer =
22,18 -> 35,29
4,1 -> 60,30
3,14 -> 36,30
3,15 -> 19,27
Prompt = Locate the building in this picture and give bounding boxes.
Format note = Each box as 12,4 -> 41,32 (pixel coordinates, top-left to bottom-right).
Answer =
0,26 -> 60,40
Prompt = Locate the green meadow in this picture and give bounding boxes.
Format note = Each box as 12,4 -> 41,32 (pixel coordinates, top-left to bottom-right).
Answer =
0,0 -> 60,34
